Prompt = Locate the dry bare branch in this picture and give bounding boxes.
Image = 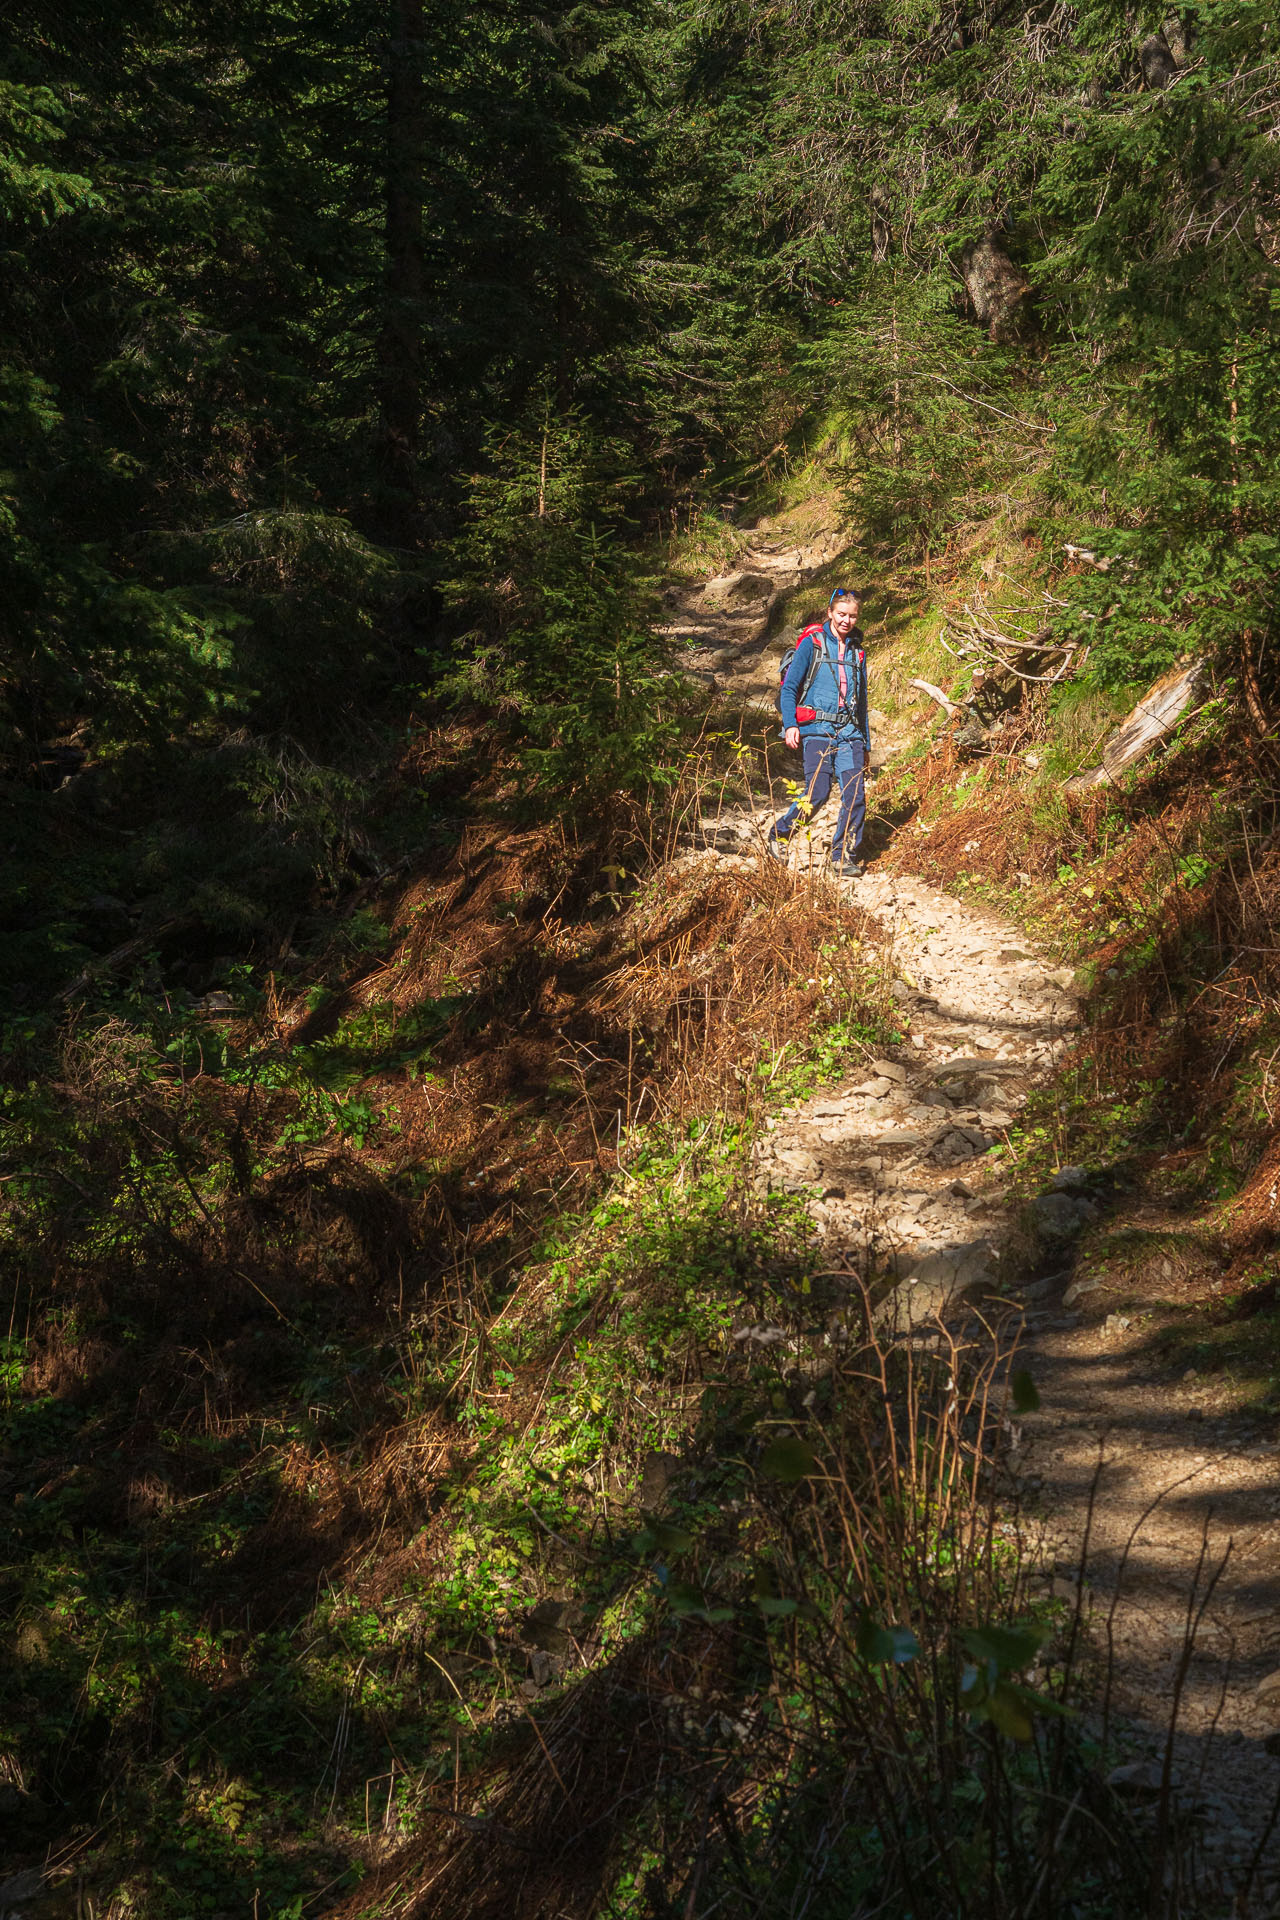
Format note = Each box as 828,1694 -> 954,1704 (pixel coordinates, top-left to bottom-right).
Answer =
910,678 -> 965,717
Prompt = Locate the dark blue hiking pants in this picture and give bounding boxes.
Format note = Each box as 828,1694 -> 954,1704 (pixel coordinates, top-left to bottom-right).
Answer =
771,733 -> 866,862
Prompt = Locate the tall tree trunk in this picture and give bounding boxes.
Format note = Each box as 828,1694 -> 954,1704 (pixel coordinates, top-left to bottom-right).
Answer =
378,0 -> 425,547
891,275 -> 902,467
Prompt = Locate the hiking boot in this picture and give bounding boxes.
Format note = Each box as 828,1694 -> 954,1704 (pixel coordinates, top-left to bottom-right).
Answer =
768,832 -> 790,862
831,851 -> 864,877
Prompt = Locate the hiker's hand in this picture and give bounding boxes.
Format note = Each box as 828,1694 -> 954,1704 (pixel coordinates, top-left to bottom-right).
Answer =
784,727 -> 800,750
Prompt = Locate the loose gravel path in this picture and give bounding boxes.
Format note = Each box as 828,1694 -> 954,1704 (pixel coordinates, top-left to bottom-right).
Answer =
673,533 -> 1280,1911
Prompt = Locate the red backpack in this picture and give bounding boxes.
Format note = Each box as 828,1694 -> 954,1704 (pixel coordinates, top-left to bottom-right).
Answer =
777,623 -> 863,727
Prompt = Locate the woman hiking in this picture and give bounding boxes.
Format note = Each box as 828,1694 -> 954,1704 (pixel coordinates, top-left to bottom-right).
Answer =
769,587 -> 870,875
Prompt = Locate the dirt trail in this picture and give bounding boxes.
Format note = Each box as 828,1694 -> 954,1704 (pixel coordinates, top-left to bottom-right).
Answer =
673,534 -> 1280,1908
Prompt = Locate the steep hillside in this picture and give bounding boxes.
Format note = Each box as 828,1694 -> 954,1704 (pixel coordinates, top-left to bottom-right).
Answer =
6,4 -> 1280,1908
2,700 -> 911,1916
674,494 -> 1280,1910
7,497 -> 1280,1918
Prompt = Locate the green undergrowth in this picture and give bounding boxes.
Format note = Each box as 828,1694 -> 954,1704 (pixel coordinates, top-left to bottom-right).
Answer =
332,1109 -> 1156,1920
0,728 -> 432,1019
0,1111 -> 802,1908
0,908 -> 1163,1917
0,844 -> 906,1915
426,1115 -> 816,1631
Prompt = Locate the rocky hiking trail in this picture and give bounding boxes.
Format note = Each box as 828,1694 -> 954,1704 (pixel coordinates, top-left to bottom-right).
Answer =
671,532 -> 1280,1909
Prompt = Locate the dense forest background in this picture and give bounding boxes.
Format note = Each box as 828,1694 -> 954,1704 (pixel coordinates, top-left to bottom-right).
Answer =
5,0 -> 1278,1001
4,2 -> 1280,1916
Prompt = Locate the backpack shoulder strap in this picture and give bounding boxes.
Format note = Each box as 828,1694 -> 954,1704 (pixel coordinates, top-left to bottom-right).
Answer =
797,625 -> 827,705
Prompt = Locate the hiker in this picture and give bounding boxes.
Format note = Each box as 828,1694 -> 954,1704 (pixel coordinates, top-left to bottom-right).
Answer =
770,587 -> 870,875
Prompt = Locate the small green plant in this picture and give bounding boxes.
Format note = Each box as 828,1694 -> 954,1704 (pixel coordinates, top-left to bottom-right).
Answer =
439,416 -> 691,806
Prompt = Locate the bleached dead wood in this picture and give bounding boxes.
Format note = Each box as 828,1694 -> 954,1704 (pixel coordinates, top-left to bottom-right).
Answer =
1064,661 -> 1206,795
910,678 -> 965,718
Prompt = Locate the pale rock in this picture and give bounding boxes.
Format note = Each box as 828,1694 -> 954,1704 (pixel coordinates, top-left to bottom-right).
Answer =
904,1240 -> 996,1289
875,1241 -> 996,1330
192,990 -> 236,1016
1107,1760 -> 1166,1794
775,1149 -> 819,1177
701,568 -> 774,610
1062,1276 -> 1106,1308
733,1323 -> 789,1347
1139,29 -> 1178,89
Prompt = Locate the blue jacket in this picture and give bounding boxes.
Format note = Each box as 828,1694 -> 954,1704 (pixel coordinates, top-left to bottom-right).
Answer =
780,622 -> 870,748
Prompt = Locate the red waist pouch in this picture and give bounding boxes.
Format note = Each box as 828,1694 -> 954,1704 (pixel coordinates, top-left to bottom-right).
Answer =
794,705 -> 817,725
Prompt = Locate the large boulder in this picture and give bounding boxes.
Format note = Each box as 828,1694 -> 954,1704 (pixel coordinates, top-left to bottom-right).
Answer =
1029,1191 -> 1096,1240
875,1240 -> 997,1330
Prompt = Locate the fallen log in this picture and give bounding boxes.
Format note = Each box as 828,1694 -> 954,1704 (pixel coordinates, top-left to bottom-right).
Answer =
1064,661 -> 1205,795
54,916 -> 194,1004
